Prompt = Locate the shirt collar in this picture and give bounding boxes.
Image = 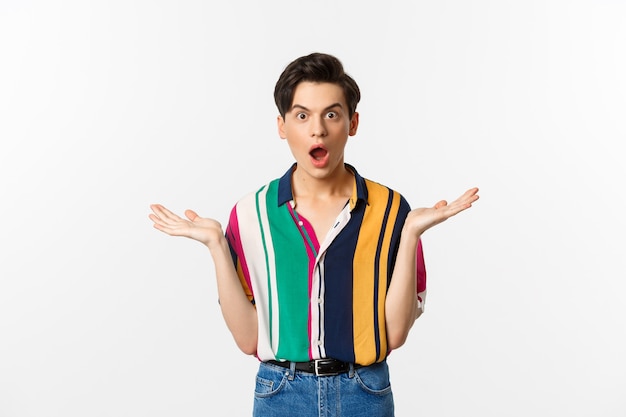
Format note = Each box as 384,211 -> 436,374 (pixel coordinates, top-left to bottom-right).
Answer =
277,163 -> 368,210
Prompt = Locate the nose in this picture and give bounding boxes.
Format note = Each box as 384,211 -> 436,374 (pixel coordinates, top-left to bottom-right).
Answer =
311,116 -> 327,137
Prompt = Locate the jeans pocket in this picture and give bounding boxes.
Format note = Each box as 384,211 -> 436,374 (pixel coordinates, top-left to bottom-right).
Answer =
354,361 -> 393,395
254,363 -> 289,398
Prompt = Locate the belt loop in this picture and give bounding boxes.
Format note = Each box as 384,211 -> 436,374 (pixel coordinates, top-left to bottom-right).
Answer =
288,361 -> 296,380
348,363 -> 355,378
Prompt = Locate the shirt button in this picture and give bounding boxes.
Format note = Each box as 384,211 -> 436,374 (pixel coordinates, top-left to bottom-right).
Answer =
316,340 -> 322,346
317,298 -> 323,304
298,221 -> 303,226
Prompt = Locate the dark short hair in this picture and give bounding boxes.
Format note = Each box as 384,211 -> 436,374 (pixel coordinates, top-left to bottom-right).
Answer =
274,52 -> 361,118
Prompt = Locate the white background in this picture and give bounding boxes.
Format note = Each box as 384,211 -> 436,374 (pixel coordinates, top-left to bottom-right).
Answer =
1,1 -> 625,416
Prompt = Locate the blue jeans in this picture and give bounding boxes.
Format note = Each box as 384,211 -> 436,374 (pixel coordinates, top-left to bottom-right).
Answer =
253,360 -> 395,417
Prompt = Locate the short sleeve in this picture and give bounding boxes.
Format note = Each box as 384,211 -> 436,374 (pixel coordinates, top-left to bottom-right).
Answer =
224,204 -> 255,304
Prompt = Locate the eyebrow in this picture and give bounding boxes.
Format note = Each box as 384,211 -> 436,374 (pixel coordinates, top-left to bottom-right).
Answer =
289,102 -> 344,113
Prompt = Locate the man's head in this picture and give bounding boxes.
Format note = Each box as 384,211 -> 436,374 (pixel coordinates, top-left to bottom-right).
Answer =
274,53 -> 361,119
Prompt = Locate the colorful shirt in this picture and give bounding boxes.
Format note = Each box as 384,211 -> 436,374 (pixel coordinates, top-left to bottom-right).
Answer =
225,164 -> 426,366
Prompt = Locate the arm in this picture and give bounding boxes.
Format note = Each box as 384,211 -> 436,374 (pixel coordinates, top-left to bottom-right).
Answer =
385,187 -> 479,350
149,204 -> 258,355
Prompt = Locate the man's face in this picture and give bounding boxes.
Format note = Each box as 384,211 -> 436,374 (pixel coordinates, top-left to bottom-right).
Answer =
277,81 -> 359,181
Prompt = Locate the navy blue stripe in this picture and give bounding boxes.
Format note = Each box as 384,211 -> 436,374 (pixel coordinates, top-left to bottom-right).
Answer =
387,195 -> 411,288
373,188 -> 394,361
322,206 -> 365,363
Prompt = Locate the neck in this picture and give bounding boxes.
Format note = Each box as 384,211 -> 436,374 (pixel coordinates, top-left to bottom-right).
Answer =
291,164 -> 353,199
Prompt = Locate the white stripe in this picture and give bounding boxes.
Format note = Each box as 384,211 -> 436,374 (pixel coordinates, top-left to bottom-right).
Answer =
255,186 -> 280,354
235,185 -> 278,359
313,260 -> 326,359
309,205 -> 351,359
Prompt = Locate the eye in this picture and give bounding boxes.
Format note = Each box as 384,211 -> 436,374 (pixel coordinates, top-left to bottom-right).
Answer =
296,112 -> 307,120
326,111 -> 337,119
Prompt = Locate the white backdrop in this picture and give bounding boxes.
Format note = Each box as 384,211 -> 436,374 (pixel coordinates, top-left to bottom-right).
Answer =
1,1 -> 625,416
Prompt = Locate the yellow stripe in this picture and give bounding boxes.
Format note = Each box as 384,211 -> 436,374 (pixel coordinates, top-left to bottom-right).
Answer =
377,191 -> 400,359
352,181 -> 401,363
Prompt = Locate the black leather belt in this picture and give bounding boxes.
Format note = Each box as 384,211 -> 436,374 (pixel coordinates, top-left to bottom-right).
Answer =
267,358 -> 361,376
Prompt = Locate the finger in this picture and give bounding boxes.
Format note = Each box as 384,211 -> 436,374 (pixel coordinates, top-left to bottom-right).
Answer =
149,213 -> 174,234
150,203 -> 170,212
462,190 -> 480,206
149,204 -> 162,217
434,200 -> 448,209
462,187 -> 479,200
185,209 -> 199,222
150,204 -> 169,218
151,204 -> 183,223
148,213 -> 163,225
453,188 -> 480,205
149,211 -> 178,229
449,192 -> 479,214
152,223 -> 185,237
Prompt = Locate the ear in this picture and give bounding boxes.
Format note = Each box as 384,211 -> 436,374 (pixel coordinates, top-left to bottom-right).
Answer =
348,112 -> 359,136
277,115 -> 287,139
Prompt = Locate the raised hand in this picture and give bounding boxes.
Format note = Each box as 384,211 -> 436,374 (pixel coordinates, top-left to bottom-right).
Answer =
148,204 -> 224,247
404,187 -> 479,236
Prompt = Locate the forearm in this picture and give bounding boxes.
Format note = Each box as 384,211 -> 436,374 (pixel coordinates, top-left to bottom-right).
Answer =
207,237 -> 258,355
385,230 -> 421,350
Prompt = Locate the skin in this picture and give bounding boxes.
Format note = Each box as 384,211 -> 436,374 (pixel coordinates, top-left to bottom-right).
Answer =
148,80 -> 479,355
277,81 -> 359,239
149,205 -> 259,354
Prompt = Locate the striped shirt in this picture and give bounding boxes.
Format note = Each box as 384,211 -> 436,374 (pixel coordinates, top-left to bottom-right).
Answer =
225,163 -> 426,366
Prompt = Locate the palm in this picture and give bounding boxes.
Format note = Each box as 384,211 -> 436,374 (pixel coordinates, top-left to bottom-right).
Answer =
406,187 -> 479,235
149,204 -> 223,246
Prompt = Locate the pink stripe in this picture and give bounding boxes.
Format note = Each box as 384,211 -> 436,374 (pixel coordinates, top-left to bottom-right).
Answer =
226,205 -> 254,298
287,204 -> 319,359
416,238 -> 427,294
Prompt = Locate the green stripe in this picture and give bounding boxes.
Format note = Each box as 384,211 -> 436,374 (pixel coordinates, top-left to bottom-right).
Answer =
264,181 -> 311,361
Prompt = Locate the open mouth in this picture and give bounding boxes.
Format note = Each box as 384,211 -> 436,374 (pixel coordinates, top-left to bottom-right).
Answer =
309,146 -> 328,161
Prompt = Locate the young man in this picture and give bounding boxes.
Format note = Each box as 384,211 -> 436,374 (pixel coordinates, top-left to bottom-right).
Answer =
149,52 -> 479,417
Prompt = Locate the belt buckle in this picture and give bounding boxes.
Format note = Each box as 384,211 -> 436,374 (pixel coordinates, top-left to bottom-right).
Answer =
314,359 -> 340,376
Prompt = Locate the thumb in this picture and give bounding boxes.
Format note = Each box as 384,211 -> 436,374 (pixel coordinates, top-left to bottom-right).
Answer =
434,200 -> 448,209
185,209 -> 199,221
